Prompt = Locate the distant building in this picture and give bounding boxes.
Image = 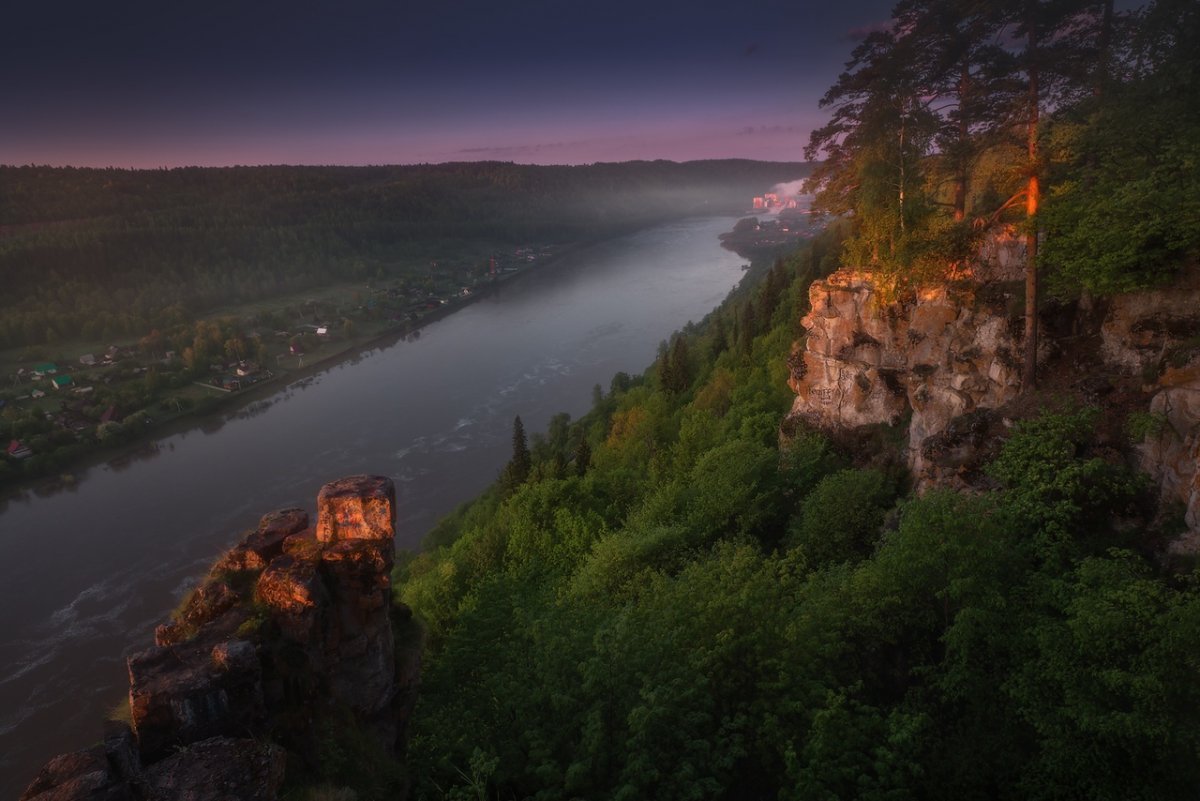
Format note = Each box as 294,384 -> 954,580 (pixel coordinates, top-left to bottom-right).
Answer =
752,197 -> 765,209
79,354 -> 97,366
7,440 -> 32,459
51,375 -> 73,391
32,362 -> 58,376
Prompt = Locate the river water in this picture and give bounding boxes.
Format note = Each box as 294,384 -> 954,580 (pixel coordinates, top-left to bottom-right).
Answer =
0,215 -> 748,795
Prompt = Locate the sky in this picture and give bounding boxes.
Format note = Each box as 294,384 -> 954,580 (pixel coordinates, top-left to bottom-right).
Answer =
1,0 -> 896,168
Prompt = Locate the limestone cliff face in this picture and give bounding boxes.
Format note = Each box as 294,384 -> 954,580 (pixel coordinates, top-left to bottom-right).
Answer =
1101,281 -> 1200,546
787,252 -> 1200,543
788,267 -> 1022,487
21,475 -> 420,801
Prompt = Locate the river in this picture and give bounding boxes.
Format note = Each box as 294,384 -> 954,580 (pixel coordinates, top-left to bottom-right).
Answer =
0,215 -> 749,796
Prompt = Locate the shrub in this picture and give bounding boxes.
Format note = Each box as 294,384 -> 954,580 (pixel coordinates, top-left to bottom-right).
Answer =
789,468 -> 897,566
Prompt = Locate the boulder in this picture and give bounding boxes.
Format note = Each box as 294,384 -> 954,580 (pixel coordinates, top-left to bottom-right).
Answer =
142,737 -> 285,801
248,508 -> 309,560
127,639 -> 264,762
19,723 -> 140,801
18,747 -> 119,801
316,474 -> 396,543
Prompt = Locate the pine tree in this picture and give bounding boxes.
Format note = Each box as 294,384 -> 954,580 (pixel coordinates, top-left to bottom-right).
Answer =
664,336 -> 691,394
573,437 -> 591,477
505,415 -> 531,491
709,315 -> 728,358
739,300 -> 757,356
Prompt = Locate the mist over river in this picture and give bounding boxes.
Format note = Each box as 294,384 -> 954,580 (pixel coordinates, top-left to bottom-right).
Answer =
0,215 -> 749,795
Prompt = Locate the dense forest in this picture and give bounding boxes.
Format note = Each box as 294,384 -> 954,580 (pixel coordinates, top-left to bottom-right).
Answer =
380,226 -> 1199,801
0,160 -> 806,349
325,1 -> 1200,799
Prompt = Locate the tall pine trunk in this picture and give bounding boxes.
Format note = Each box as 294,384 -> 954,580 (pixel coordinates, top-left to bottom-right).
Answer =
954,61 -> 970,222
1022,11 -> 1040,391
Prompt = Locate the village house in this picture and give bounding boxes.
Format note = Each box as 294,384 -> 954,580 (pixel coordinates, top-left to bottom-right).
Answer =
51,375 -> 74,391
6,440 -> 33,459
32,362 -> 58,377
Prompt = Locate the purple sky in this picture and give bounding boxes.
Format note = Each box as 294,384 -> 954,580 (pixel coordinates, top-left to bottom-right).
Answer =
2,0 -> 895,168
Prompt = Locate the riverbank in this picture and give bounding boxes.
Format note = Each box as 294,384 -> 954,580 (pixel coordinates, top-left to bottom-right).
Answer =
0,235 -> 600,504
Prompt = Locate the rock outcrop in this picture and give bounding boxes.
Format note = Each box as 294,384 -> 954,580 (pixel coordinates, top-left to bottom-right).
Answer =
786,252 -> 1200,544
21,475 -> 419,801
1100,278 -> 1200,547
788,267 -> 1022,487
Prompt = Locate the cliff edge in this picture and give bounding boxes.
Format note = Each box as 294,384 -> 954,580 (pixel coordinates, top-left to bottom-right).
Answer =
787,245 -> 1200,547
20,475 -> 419,801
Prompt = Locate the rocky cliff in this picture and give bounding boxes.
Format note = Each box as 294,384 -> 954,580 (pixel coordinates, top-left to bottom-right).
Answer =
20,475 -> 420,801
786,244 -> 1200,546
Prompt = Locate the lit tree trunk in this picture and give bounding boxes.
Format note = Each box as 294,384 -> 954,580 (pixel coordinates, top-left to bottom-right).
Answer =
1022,12 -> 1040,392
954,62 -> 970,222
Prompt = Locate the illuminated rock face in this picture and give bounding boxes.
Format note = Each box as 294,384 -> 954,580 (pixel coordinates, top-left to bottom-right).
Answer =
316,474 -> 397,543
21,475 -> 417,801
787,268 -> 1021,488
786,259 -> 1200,545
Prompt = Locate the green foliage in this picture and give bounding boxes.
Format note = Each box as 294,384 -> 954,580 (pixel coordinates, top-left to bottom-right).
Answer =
313,710 -> 406,799
987,407 -> 1145,559
789,468 -> 898,566
1042,0 -> 1200,295
1126,410 -> 1168,443
398,228 -> 1198,801
1006,550 -> 1200,800
501,415 -> 532,493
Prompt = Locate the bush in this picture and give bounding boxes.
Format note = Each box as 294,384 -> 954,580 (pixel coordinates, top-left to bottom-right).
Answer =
987,408 -> 1146,561
788,468 -> 897,566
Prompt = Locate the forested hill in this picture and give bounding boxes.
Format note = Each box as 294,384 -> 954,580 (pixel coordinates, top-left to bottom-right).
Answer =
0,160 -> 807,349
372,2 -> 1200,798
377,223 -> 1200,801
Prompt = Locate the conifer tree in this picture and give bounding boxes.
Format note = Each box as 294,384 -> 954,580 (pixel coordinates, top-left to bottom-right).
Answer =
709,315 -> 728,358
573,437 -> 591,477
739,300 -> 757,356
664,336 -> 691,394
505,415 -> 531,490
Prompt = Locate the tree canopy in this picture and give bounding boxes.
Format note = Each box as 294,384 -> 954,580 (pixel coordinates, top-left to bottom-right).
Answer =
804,0 -> 1200,388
